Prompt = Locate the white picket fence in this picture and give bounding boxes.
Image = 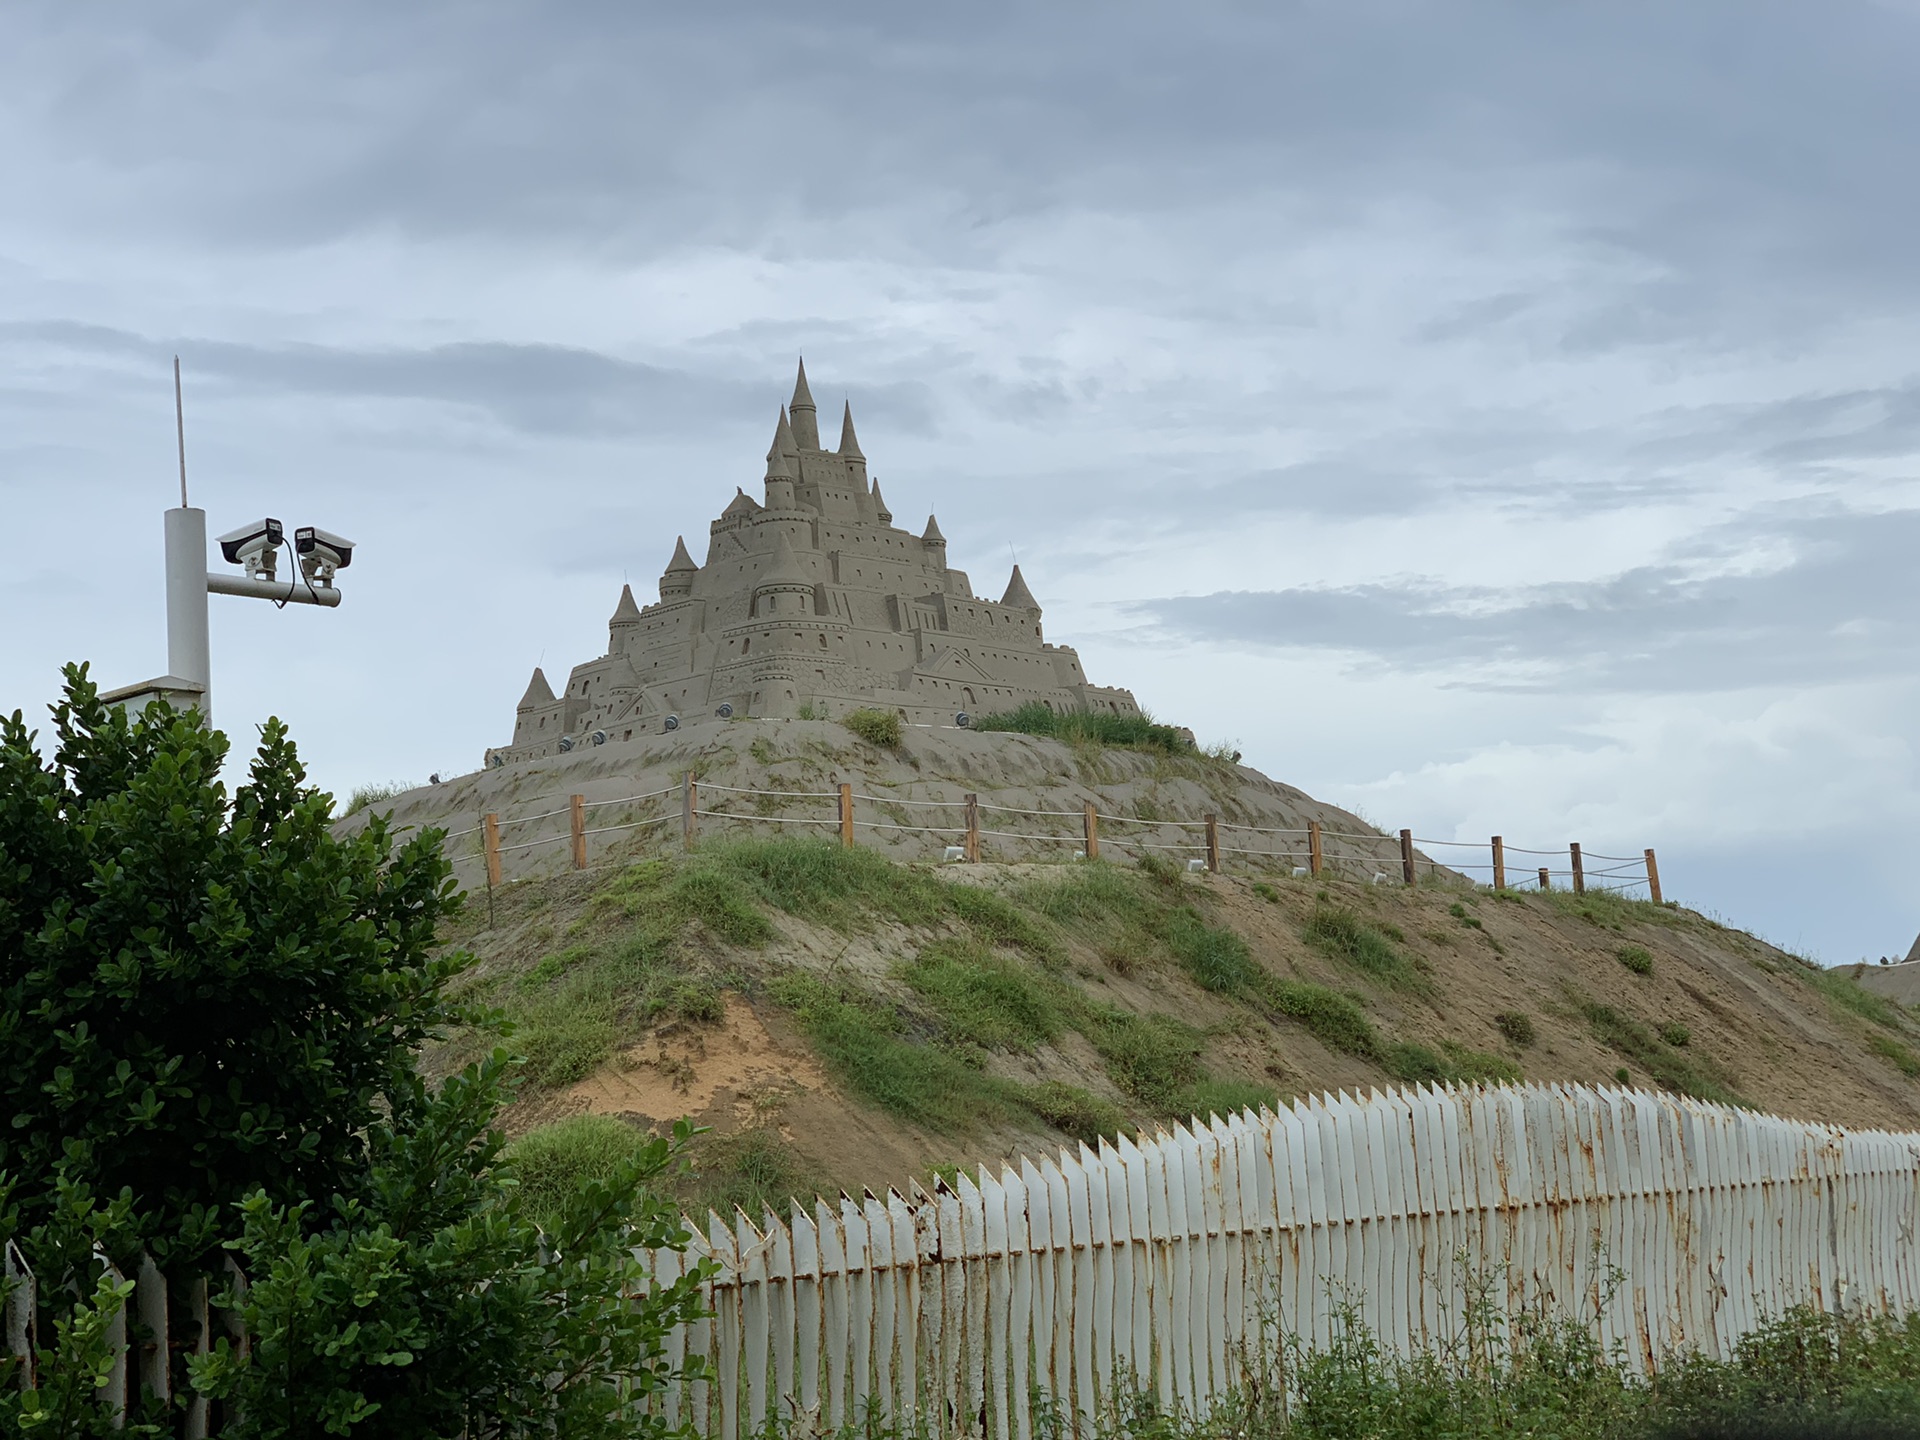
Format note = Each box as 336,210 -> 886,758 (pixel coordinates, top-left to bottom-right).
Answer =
640,1081 -> 1920,1439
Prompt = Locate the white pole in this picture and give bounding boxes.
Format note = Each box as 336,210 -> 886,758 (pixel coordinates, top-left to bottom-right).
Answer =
164,506 -> 211,724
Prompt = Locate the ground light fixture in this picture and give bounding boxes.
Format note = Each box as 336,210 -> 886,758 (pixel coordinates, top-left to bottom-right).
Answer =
101,359 -> 355,726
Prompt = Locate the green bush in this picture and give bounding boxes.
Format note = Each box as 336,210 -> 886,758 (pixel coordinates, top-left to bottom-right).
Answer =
972,701 -> 1197,756
840,706 -> 902,747
1495,1010 -> 1537,1048
507,1114 -> 652,1231
1268,979 -> 1380,1058
1659,1022 -> 1692,1048
1616,944 -> 1654,976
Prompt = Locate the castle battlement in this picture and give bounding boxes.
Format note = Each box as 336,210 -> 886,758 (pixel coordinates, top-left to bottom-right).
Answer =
488,362 -> 1138,766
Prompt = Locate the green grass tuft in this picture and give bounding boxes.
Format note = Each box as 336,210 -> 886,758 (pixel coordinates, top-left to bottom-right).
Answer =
972,702 -> 1199,756
840,707 -> 902,748
1869,1032 -> 1920,1078
506,1115 -> 652,1231
1616,944 -> 1654,976
1583,1003 -> 1743,1105
1495,1011 -> 1536,1048
340,780 -> 415,818
899,940 -> 1067,1052
1303,906 -> 1427,990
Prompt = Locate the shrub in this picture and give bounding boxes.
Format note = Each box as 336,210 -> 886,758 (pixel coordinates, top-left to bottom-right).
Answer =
1659,1022 -> 1692,1048
1617,944 -> 1654,976
1268,980 -> 1380,1059
1615,1066 -> 1632,1084
1584,1003 -> 1743,1105
972,701 -> 1197,756
841,706 -> 902,747
681,1128 -> 821,1220
1018,1082 -> 1131,1145
507,1114 -> 652,1231
1495,1010 -> 1537,1048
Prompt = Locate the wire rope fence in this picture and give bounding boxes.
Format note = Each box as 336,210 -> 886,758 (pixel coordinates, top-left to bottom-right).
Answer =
429,773 -> 1666,916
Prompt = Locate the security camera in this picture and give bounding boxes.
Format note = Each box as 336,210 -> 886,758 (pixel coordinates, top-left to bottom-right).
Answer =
295,526 -> 354,586
217,518 -> 284,578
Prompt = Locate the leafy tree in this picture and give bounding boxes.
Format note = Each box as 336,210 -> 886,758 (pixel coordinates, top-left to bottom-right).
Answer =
0,668 -> 710,1435
0,664 -> 468,1255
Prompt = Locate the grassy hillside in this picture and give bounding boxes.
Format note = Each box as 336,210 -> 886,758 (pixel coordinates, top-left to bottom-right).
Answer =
427,838 -> 1920,1220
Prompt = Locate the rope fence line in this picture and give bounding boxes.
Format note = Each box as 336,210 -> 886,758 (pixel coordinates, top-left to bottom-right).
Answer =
448,772 -> 1666,914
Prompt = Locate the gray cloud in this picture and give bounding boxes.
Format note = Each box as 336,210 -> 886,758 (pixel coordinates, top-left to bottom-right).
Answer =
1138,507 -> 1920,693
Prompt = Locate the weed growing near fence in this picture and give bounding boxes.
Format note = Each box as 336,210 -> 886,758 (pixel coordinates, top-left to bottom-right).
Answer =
1496,1010 -> 1537,1047
507,1113 -> 654,1230
840,707 -> 902,748
679,1126 -> 823,1220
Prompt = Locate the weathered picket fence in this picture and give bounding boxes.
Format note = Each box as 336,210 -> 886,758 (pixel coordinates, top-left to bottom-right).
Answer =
639,1082 -> 1920,1439
10,1082 -> 1916,1436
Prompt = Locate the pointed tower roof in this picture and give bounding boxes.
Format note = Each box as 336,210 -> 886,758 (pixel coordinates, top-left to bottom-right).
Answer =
665,536 -> 697,573
791,358 -> 815,412
766,408 -> 796,476
838,400 -> 863,458
1000,564 -> 1040,613
722,487 -> 762,519
610,583 -> 644,625
757,528 -> 812,590
922,514 -> 946,544
788,361 -> 820,450
871,478 -> 892,523
517,666 -> 555,709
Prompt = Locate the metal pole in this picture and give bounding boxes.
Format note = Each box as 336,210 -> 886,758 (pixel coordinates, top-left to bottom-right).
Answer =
164,507 -> 211,724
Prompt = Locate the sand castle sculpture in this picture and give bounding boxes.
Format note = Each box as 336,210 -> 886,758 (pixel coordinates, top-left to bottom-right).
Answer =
488,363 -> 1137,766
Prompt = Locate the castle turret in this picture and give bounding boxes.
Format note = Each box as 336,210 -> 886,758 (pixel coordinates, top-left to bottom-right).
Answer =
609,584 -> 644,648
659,536 -> 698,600
518,666 -> 556,710
764,409 -> 798,510
922,513 -> 947,562
838,400 -> 863,460
871,479 -> 892,524
789,358 -> 820,450
1001,564 -> 1041,616
754,530 -> 815,619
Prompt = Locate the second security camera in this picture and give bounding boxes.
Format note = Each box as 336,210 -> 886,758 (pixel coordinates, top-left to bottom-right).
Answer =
295,526 -> 354,585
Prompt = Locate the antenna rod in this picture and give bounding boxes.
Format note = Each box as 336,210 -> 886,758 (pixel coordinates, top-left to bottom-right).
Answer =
174,356 -> 188,508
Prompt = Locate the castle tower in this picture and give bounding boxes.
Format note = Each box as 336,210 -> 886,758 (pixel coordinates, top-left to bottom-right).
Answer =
754,530 -> 814,619
789,359 -> 820,450
609,583 -> 644,650
871,479 -> 892,524
1000,564 -> 1040,616
659,536 -> 698,601
922,514 -> 947,567
764,409 -> 797,511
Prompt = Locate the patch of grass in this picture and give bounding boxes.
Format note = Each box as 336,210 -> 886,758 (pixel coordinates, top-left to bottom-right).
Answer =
1017,1082 -> 1131,1145
679,1128 -> 822,1221
1869,1032 -> 1920,1078
1793,961 -> 1910,1032
840,707 -> 902,748
1616,944 -> 1654,976
1540,887 -> 1678,931
899,939 -> 1067,1053
1495,1011 -> 1536,1048
1303,906 -> 1427,991
770,972 -> 1019,1130
1659,1022 -> 1691,1048
1583,1003 -> 1744,1105
1164,908 -> 1262,993
340,780 -> 414,817
1178,1076 -> 1279,1124
1439,1040 -> 1523,1084
972,701 -> 1199,757
1267,980 -> 1380,1059
1077,1005 -> 1208,1113
1251,882 -> 1281,903
506,1114 -> 651,1231
1447,902 -> 1483,931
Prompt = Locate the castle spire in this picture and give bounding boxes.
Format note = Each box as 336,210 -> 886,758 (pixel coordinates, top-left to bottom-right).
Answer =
660,535 -> 698,600
766,408 -> 795,477
837,400 -> 863,459
666,535 -> 697,572
1000,564 -> 1040,614
871,478 -> 892,524
517,666 -> 555,709
922,514 -> 946,552
610,582 -> 644,626
789,358 -> 820,449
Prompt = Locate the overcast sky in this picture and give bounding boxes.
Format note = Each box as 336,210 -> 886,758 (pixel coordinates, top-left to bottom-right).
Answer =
4,2 -> 1918,962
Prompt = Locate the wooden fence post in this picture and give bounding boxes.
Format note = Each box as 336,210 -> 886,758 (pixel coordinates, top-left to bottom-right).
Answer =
839,783 -> 854,848
483,813 -> 502,889
1570,843 -> 1585,895
1309,820 -> 1323,878
1645,847 -> 1663,905
569,794 -> 587,870
1204,814 -> 1219,872
1538,866 -> 1550,890
683,773 -> 698,850
1399,828 -> 1416,887
963,794 -> 980,863
1083,803 -> 1098,861
1491,835 -> 1506,891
